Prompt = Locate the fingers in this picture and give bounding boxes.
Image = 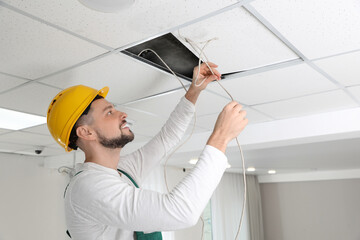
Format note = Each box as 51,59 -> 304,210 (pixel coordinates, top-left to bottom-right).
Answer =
225,101 -> 243,110
225,101 -> 239,109
195,62 -> 221,80
225,101 -> 247,119
204,74 -> 218,83
233,103 -> 243,113
205,62 -> 218,68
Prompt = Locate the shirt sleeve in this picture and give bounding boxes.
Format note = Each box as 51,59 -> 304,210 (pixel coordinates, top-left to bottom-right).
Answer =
69,145 -> 227,232
118,96 -> 195,185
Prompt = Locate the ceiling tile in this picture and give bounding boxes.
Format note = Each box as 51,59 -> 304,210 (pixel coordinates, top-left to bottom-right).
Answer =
314,51 -> 360,87
0,142 -> 31,153
22,124 -> 50,135
0,131 -> 55,146
251,0 -> 360,59
0,7 -> 106,79
114,105 -> 163,127
131,118 -> 207,138
0,129 -> 10,135
130,119 -> 167,137
197,107 -> 273,130
125,89 -> 232,118
2,0 -> 237,48
120,142 -> 148,156
40,53 -> 189,104
15,146 -> 65,156
0,73 -> 28,92
252,90 -> 358,119
208,63 -> 338,105
348,86 -> 360,102
0,82 -> 60,116
176,7 -> 297,74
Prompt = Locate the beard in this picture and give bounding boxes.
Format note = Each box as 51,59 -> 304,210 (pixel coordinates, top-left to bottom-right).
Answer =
96,129 -> 134,149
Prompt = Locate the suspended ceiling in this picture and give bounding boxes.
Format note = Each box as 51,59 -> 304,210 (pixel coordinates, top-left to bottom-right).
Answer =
0,0 -> 360,178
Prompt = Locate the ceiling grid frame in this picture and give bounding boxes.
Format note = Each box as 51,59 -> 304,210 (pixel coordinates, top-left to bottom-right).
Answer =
0,0 -> 254,98
0,0 -> 359,175
244,3 -> 360,106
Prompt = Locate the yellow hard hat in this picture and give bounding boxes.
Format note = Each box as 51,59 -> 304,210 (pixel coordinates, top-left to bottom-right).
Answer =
47,85 -> 109,152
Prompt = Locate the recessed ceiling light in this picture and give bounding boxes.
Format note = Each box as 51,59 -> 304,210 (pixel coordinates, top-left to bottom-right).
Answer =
247,167 -> 256,172
268,170 -> 276,174
0,108 -> 46,130
189,158 -> 198,165
78,0 -> 134,13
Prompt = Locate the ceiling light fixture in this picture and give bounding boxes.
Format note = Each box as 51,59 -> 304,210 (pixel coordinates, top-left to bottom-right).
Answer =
78,0 -> 135,13
247,167 -> 256,172
0,108 -> 46,130
268,170 -> 276,174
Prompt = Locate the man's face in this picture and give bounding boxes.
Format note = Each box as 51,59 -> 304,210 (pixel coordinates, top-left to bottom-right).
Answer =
89,98 -> 134,149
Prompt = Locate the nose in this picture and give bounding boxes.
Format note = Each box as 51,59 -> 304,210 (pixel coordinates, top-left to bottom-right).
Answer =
119,111 -> 127,120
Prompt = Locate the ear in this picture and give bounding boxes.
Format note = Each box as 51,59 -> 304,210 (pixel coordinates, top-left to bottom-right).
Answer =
76,125 -> 96,141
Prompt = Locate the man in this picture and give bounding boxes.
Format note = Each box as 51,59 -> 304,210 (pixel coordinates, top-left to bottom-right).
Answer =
47,62 -> 248,240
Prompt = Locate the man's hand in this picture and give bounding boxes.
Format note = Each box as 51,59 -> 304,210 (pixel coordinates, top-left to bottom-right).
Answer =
185,62 -> 221,105
207,101 -> 248,153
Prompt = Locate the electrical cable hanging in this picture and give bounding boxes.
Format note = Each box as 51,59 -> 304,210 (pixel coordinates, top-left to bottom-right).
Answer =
138,35 -> 247,240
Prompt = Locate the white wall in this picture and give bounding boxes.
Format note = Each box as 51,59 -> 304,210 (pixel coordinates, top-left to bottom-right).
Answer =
260,179 -> 360,240
0,153 -> 68,240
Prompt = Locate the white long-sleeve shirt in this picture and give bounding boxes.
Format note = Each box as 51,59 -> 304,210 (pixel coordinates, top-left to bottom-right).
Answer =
64,97 -> 228,240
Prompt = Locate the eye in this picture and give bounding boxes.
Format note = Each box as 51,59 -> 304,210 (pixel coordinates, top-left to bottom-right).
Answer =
107,110 -> 113,115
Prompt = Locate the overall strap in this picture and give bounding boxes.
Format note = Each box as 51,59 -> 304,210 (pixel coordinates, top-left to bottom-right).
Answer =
64,171 -> 84,198
117,169 -> 163,240
64,170 -> 84,238
118,169 -> 139,188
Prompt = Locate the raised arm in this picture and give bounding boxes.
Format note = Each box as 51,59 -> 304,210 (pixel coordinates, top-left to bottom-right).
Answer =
119,62 -> 222,184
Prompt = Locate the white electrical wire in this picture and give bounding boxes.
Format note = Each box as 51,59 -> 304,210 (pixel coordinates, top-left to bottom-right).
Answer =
181,36 -> 247,240
138,36 -> 247,240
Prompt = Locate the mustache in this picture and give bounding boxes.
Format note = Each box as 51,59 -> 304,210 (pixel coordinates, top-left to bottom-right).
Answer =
120,120 -> 126,127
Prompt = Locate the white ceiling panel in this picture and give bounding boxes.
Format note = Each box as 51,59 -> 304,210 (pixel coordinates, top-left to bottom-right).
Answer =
0,131 -> 54,146
15,146 -> 65,156
131,118 -> 207,139
0,129 -> 10,135
197,107 -> 273,131
2,0 -> 237,48
115,105 -> 163,128
0,73 -> 28,93
130,118 -> 167,137
0,142 -> 31,153
253,90 -> 358,119
40,53 -> 189,104
22,124 -> 50,135
0,7 -> 106,79
121,142 -> 149,156
176,7 -> 297,74
125,89 -> 232,118
251,0 -> 360,59
314,51 -> 360,87
208,63 -> 338,105
348,86 -> 360,102
0,82 -> 60,116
